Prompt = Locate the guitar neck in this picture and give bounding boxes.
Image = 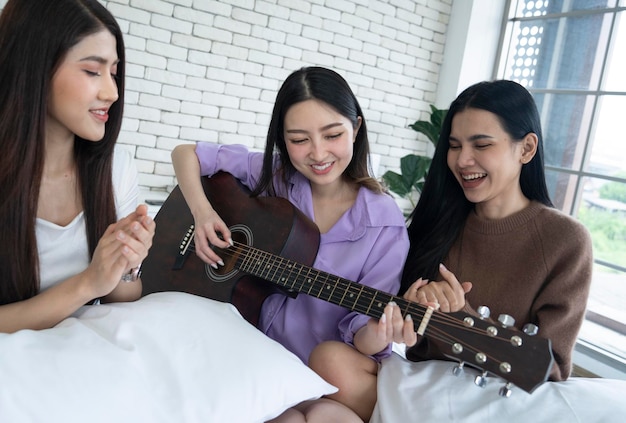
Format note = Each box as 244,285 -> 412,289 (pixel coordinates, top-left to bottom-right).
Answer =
235,242 -> 429,326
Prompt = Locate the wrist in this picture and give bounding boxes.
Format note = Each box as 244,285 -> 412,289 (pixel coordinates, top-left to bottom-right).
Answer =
120,265 -> 142,282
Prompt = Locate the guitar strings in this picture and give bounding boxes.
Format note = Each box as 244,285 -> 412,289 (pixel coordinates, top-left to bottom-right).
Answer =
188,238 -> 517,366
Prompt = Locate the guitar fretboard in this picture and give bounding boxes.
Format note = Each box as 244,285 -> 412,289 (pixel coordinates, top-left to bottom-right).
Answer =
235,242 -> 428,326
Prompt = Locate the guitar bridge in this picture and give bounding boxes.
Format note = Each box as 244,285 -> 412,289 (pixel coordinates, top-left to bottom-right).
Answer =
173,224 -> 195,270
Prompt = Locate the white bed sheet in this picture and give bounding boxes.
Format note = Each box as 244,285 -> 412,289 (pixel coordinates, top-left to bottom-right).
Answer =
0,292 -> 337,423
372,349 -> 626,423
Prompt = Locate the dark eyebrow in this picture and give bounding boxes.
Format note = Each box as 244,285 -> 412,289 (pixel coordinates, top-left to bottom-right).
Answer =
285,122 -> 345,134
79,56 -> 120,65
449,134 -> 494,142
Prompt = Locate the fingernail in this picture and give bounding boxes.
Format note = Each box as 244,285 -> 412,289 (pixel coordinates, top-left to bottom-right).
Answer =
439,263 -> 447,271
210,263 -> 218,269
228,238 -> 234,246
217,260 -> 224,266
388,301 -> 397,307
380,313 -> 387,323
117,231 -> 126,240
405,314 -> 412,321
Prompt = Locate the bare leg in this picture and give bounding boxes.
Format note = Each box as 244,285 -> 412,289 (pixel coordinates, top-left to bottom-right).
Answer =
308,341 -> 378,422
266,398 -> 363,423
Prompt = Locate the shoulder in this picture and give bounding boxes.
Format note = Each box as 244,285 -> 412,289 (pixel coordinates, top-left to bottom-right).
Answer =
112,146 -> 139,217
531,204 -> 593,265
535,204 -> 591,243
112,146 -> 135,175
357,188 -> 407,228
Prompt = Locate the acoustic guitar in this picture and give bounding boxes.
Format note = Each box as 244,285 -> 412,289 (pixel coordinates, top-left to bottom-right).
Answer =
141,172 -> 554,395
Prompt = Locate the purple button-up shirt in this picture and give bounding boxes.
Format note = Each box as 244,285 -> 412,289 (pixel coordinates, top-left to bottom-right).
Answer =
196,142 -> 409,362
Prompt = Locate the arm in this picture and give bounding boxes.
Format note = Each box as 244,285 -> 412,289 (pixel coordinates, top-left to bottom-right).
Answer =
101,205 -> 155,303
0,205 -> 153,333
529,220 -> 593,380
171,144 -> 231,265
336,215 -> 411,359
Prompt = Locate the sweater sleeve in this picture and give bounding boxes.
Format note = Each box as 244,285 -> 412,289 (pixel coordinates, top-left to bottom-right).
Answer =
530,213 -> 593,380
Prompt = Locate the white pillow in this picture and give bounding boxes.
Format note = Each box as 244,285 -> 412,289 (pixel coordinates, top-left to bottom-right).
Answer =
371,351 -> 626,423
0,292 -> 337,423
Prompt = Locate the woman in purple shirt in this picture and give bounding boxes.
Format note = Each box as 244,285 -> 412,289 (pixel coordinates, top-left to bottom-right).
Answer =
172,67 -> 413,422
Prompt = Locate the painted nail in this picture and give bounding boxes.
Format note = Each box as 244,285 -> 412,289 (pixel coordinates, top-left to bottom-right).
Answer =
218,260 -> 224,266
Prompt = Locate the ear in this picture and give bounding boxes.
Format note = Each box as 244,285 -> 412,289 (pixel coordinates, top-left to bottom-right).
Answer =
520,132 -> 538,164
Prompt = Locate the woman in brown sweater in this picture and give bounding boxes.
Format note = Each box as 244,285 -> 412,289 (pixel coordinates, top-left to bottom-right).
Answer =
401,80 -> 593,380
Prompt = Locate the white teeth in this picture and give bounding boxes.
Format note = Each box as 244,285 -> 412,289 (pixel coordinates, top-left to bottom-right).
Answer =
92,110 -> 105,115
312,163 -> 331,171
462,173 -> 486,180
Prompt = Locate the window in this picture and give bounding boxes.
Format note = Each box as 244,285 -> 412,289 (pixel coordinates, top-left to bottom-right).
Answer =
497,0 -> 626,374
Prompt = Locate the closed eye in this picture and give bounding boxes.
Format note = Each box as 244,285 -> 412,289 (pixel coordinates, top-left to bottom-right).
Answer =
289,138 -> 308,144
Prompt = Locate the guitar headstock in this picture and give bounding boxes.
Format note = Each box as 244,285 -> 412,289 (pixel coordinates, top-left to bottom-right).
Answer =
421,306 -> 553,394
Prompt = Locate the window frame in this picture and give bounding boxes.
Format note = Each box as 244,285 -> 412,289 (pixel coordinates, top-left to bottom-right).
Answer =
495,0 -> 626,378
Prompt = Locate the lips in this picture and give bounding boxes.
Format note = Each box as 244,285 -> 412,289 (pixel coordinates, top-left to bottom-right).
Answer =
460,172 -> 486,188
90,108 -> 109,122
461,172 -> 487,181
310,162 -> 333,175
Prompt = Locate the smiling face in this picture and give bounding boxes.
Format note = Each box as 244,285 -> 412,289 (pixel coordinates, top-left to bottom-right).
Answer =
47,29 -> 119,144
283,99 -> 361,191
447,108 -> 537,218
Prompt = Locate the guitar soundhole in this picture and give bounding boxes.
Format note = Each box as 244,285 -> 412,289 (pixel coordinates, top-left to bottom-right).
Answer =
206,224 -> 253,282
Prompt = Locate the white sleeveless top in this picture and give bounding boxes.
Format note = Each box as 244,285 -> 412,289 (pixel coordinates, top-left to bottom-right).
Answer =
35,147 -> 139,291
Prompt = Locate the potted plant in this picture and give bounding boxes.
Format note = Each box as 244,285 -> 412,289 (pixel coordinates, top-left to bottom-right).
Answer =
382,105 -> 447,211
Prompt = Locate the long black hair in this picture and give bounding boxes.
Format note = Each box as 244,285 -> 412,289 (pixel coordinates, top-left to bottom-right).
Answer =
251,66 -> 383,196
400,80 -> 553,293
0,0 -> 125,304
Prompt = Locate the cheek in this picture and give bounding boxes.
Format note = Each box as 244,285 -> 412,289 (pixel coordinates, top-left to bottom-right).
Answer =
446,150 -> 456,171
284,143 -> 305,163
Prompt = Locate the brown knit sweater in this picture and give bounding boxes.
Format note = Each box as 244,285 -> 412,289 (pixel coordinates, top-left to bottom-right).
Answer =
406,201 -> 593,381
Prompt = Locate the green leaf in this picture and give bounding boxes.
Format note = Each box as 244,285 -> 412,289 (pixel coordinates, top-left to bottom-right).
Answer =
429,106 -> 448,144
382,170 -> 412,197
408,120 -> 439,145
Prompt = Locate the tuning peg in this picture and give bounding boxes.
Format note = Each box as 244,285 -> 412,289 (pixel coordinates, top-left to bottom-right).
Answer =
474,371 -> 488,388
452,362 -> 465,376
499,382 -> 513,398
522,323 -> 539,335
477,305 -> 491,319
498,314 -> 515,327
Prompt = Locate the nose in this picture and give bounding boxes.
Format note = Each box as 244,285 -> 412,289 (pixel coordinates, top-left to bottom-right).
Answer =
99,73 -> 119,103
455,145 -> 475,167
308,138 -> 326,161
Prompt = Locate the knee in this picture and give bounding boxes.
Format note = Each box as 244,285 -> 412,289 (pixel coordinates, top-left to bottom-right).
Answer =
309,341 -> 349,376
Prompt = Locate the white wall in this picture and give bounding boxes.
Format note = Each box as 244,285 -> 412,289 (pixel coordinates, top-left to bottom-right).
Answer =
100,0 -> 454,193
434,0 -> 505,107
0,0 -> 454,192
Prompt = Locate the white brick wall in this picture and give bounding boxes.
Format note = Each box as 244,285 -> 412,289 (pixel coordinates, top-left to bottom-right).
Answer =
0,0 -> 452,193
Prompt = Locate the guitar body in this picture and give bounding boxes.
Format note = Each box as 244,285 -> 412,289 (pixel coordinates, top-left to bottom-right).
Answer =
140,172 -> 321,326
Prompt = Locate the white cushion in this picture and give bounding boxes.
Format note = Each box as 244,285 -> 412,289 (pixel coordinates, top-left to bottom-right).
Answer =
371,350 -> 626,423
0,292 -> 337,423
